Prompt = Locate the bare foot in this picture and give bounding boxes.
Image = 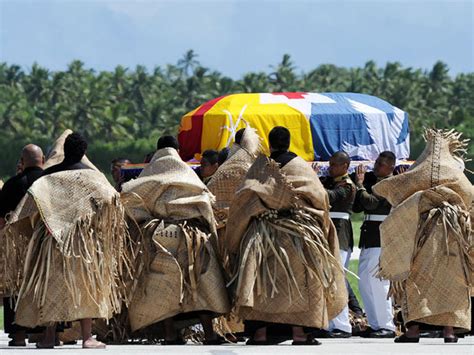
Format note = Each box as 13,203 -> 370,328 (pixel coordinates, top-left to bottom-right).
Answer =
292,326 -> 307,342
83,337 -> 106,349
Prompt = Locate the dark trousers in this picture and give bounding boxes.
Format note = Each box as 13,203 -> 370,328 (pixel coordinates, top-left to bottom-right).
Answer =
347,282 -> 363,315
3,297 -> 27,335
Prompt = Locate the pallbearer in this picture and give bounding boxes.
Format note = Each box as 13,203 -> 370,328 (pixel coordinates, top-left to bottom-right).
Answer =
320,151 -> 356,338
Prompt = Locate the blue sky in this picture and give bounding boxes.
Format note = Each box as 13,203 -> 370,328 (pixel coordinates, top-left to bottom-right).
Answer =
0,0 -> 472,77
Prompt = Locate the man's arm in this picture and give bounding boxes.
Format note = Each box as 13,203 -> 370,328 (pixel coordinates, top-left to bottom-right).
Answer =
355,187 -> 381,211
0,178 -> 20,224
326,183 -> 353,206
353,164 -> 380,211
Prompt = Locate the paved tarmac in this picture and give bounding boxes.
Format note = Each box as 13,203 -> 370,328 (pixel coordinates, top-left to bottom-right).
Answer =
1,331 -> 473,355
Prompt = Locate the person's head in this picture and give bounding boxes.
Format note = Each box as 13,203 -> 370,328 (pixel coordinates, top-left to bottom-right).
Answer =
235,128 -> 245,145
111,158 -> 131,184
218,147 -> 230,166
268,126 -> 290,152
21,144 -> 44,169
156,135 -> 179,151
143,152 -> 154,163
374,151 -> 396,178
328,151 -> 350,178
64,133 -> 87,163
16,159 -> 23,175
200,149 -> 219,178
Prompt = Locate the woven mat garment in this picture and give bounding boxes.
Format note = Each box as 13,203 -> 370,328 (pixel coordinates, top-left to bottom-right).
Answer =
374,129 -> 473,330
122,148 -> 230,332
123,148 -> 216,232
208,127 -> 260,212
373,129 -> 471,207
5,169 -> 131,328
225,155 -> 346,329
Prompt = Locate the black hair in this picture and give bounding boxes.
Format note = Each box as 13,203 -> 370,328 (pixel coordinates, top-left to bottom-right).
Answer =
218,147 -> 230,165
111,157 -> 130,165
378,151 -> 396,165
269,126 -> 290,151
331,151 -> 350,165
201,149 -> 219,165
235,128 -> 245,145
157,135 -> 179,150
64,132 -> 87,163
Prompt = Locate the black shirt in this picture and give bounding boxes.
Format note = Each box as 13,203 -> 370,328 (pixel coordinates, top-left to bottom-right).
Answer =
353,171 -> 392,248
42,160 -> 91,176
270,150 -> 297,169
0,166 -> 44,218
321,174 -> 355,251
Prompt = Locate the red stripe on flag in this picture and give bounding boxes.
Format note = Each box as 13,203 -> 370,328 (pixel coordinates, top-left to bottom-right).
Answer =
178,95 -> 227,161
272,92 -> 307,99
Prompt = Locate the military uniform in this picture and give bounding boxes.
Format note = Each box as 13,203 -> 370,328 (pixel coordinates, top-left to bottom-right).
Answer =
322,174 -> 355,335
353,171 -> 396,335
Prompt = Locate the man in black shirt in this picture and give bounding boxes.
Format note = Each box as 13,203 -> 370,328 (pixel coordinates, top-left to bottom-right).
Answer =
0,144 -> 44,346
320,151 -> 355,337
353,151 -> 397,338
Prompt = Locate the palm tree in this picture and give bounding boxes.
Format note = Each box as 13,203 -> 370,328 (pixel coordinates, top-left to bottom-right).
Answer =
177,49 -> 200,77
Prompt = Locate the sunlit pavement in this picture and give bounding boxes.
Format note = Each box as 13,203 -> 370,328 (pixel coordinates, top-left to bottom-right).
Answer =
1,331 -> 473,355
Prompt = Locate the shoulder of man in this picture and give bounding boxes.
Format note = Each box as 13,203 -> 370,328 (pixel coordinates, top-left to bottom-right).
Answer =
363,171 -> 377,188
2,172 -> 25,191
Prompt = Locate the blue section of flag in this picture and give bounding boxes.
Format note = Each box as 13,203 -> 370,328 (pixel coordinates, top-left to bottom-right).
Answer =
397,112 -> 410,144
309,93 -> 409,161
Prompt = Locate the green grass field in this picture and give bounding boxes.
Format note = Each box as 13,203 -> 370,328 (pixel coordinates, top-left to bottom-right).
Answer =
0,214 -> 365,331
348,213 -> 363,306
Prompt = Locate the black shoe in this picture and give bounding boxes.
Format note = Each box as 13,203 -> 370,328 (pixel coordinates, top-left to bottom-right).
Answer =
394,334 -> 420,343
160,338 -> 187,345
367,329 -> 396,338
292,337 -> 322,346
358,327 -> 374,337
328,329 -> 352,338
246,338 -> 277,345
444,335 -> 458,343
203,336 -> 227,345
8,339 -> 26,347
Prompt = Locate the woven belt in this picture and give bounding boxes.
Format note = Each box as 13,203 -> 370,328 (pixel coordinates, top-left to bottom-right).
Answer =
329,212 -> 350,220
364,214 -> 387,222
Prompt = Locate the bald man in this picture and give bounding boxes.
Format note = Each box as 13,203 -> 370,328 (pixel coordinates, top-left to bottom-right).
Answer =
318,151 -> 356,338
0,144 -> 44,346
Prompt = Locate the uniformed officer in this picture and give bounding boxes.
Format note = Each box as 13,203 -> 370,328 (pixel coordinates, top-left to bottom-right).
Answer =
319,151 -> 356,338
353,151 -> 397,338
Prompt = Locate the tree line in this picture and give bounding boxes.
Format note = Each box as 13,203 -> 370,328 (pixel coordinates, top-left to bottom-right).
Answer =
0,50 -> 473,179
